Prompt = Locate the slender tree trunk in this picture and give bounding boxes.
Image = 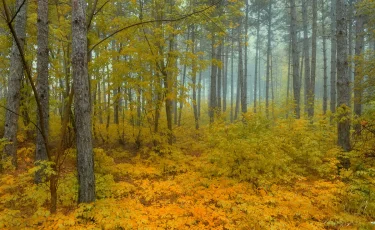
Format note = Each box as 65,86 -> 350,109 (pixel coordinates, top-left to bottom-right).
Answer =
223,39 -> 228,112
354,0 -> 364,134
322,0 -> 328,114
217,42 -> 223,113
178,31 -> 189,126
191,25 -> 199,130
348,0 -> 354,82
35,0 -> 49,183
209,36 -> 217,123
243,0 -> 249,114
230,29 -> 234,122
336,0 -> 351,154
286,37 -> 291,118
330,0 -> 337,115
235,25 -> 243,120
308,0 -> 317,118
302,0 -> 311,115
239,28 -> 246,115
254,9 -> 260,113
72,0 -> 96,203
290,0 -> 301,118
198,70 -> 202,118
266,0 -> 272,118
3,0 -> 28,168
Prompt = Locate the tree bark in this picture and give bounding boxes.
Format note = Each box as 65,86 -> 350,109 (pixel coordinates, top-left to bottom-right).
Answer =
72,0 -> 96,203
321,0 -> 328,114
3,0 -> 28,168
266,0 -> 272,118
336,0 -> 351,153
35,0 -> 49,183
308,0 -> 317,118
209,36 -> 217,123
230,28 -> 234,123
330,0 -> 337,115
290,0 -> 301,118
242,0 -> 249,114
302,0 -> 311,115
354,0 -> 364,134
253,9 -> 260,113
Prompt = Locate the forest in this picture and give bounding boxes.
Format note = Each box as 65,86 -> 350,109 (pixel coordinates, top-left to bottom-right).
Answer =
0,0 -> 375,229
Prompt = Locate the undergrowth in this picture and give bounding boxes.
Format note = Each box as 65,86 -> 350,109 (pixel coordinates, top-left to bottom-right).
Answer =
0,113 -> 375,229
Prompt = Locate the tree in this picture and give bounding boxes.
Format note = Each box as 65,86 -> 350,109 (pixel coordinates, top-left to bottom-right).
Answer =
2,0 -> 28,168
321,0 -> 328,114
265,0 -> 272,118
308,0 -> 317,118
72,0 -> 96,203
302,0 -> 311,115
330,0 -> 337,115
290,0 -> 301,118
353,0 -> 365,134
35,0 -> 49,183
336,0 -> 351,154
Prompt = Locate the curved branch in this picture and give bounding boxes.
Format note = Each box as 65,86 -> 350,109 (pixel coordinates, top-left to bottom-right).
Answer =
88,0 -> 222,53
2,0 -> 51,161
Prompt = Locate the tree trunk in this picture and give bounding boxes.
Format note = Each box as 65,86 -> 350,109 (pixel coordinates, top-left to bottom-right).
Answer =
235,25 -> 243,120
322,0 -> 328,114
209,35 -> 217,123
242,0 -> 249,114
223,39 -> 229,113
330,0 -> 337,115
354,0 -> 364,134
253,9 -> 260,113
3,0 -> 28,168
290,0 -> 301,118
35,0 -> 49,183
72,0 -> 96,203
266,0 -> 272,118
302,0 -> 311,115
191,25 -> 199,130
308,0 -> 317,118
178,30 -> 189,127
348,0 -> 354,82
286,36 -> 291,118
230,28 -> 234,123
217,42 -> 222,113
336,0 -> 351,154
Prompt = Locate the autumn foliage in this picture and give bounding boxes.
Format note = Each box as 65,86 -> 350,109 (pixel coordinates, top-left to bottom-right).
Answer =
1,112 -> 375,229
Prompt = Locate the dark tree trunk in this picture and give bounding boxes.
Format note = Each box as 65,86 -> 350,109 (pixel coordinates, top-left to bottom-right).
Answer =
266,0 -> 272,118
354,0 -> 364,134
308,0 -> 317,118
330,0 -> 337,115
72,0 -> 96,203
290,0 -> 301,118
336,0 -> 351,153
209,36 -> 217,123
322,0 -> 328,114
302,0 -> 311,115
3,0 -> 28,168
253,9 -> 260,113
35,0 -> 49,183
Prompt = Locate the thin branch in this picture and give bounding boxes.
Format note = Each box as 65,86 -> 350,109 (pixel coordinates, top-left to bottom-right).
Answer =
93,0 -> 110,16
86,0 -> 98,30
2,0 -> 51,161
89,0 -> 223,53
0,104 -> 44,137
9,0 -> 27,24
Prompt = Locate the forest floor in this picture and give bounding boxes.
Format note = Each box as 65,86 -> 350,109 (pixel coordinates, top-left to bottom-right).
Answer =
0,116 -> 375,229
